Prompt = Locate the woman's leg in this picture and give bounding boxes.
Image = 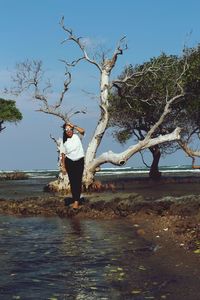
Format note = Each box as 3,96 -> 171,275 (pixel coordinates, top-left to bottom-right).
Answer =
71,158 -> 84,208
65,157 -> 84,207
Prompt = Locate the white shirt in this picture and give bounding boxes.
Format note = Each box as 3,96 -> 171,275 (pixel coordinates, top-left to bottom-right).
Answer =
60,134 -> 84,161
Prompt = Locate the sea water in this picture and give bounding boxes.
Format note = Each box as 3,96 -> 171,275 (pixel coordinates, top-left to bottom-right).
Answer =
0,165 -> 200,200
0,216 -> 200,300
1,167 -> 200,299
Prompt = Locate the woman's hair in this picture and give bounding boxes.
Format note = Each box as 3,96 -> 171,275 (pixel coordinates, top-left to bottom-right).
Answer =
63,130 -> 68,143
62,123 -> 68,143
62,122 -> 74,143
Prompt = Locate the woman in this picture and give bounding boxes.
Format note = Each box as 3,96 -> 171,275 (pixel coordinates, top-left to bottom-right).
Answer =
60,122 -> 85,209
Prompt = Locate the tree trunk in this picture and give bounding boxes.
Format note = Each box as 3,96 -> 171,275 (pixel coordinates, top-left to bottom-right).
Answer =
84,68 -> 110,167
45,128 -> 180,193
44,174 -> 71,194
42,26 -> 183,193
149,145 -> 161,180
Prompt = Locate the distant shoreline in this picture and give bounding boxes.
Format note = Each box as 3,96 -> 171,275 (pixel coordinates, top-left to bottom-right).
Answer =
0,171 -> 29,180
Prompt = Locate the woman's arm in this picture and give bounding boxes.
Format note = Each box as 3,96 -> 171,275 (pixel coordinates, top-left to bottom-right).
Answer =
61,153 -> 67,175
67,122 -> 85,135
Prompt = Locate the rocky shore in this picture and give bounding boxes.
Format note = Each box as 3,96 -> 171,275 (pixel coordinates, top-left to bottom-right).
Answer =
0,171 -> 29,180
0,187 -> 200,255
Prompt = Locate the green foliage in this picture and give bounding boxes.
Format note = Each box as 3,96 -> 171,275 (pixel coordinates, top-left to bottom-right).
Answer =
0,98 -> 22,122
109,53 -> 182,145
182,45 -> 200,128
109,47 -> 200,147
115,129 -> 133,144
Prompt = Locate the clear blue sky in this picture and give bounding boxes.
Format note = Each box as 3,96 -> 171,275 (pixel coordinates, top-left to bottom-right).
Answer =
1,0 -> 200,171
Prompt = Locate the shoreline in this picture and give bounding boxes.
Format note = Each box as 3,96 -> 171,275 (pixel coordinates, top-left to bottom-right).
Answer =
0,179 -> 200,255
0,175 -> 200,257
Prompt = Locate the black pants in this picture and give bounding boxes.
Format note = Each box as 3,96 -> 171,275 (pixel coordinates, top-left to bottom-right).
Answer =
65,157 -> 84,202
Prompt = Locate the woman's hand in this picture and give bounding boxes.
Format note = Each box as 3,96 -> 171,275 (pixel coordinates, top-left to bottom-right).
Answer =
61,166 -> 67,175
67,122 -> 85,135
66,122 -> 74,129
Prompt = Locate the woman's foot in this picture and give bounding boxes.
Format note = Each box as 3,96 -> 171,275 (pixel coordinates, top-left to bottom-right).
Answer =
72,201 -> 79,209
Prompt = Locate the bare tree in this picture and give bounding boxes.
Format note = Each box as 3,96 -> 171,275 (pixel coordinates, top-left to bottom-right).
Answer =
8,18 -> 184,192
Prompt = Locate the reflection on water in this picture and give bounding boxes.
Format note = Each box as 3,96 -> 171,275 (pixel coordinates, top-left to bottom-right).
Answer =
0,216 -> 153,299
0,216 -> 199,300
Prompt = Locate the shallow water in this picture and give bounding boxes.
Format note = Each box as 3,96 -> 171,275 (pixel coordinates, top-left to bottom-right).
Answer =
0,178 -> 51,200
0,216 -> 200,300
2,174 -> 200,201
0,216 -> 151,300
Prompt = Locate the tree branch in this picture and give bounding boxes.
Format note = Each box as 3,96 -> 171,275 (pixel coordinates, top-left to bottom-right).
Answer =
60,16 -> 102,71
50,134 -> 62,147
139,150 -> 151,168
178,140 -> 200,158
54,71 -> 72,109
111,58 -> 165,88
0,121 -> 6,132
145,93 -> 184,140
89,127 -> 181,170
101,36 -> 128,72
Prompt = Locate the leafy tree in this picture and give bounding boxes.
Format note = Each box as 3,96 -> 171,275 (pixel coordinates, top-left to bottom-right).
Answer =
109,53 -> 186,179
178,44 -> 200,162
0,98 -> 22,132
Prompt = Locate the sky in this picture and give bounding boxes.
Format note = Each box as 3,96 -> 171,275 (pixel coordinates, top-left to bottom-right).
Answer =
1,0 -> 200,171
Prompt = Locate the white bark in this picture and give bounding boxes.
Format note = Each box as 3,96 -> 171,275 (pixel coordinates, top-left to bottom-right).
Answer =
96,128 -> 180,166
53,125 -> 181,190
48,22 -> 185,190
48,135 -> 71,192
9,21 -> 186,192
82,127 -> 181,187
84,69 -> 109,166
178,140 -> 200,169
178,140 -> 200,158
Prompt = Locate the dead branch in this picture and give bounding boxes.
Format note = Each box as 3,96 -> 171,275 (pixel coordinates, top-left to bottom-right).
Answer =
50,134 -> 60,147
8,59 -> 85,123
81,89 -> 99,101
54,71 -> 72,109
60,17 -> 101,71
178,140 -> 200,158
89,127 -> 181,170
102,36 -> 128,71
